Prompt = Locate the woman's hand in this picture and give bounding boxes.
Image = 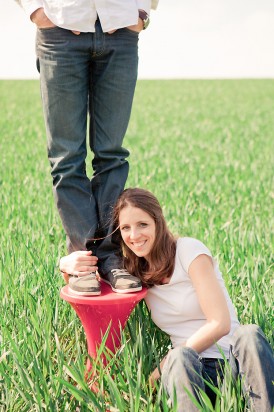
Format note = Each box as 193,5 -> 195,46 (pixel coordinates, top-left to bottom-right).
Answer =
59,250 -> 98,283
148,367 -> 160,388
148,349 -> 173,388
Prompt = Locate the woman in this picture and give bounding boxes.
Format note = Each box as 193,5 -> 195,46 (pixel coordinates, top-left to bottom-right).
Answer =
60,188 -> 274,411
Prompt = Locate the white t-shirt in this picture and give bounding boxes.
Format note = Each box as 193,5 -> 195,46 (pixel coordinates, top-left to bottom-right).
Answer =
145,237 -> 240,359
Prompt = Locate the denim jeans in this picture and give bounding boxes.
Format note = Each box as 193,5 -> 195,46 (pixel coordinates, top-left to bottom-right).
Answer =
36,21 -> 139,271
161,325 -> 274,411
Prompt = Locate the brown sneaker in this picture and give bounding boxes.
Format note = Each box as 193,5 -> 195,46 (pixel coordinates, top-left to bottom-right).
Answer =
68,272 -> 101,296
100,269 -> 142,293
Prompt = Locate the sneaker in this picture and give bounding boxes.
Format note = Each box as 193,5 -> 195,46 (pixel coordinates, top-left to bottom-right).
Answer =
68,273 -> 101,296
101,269 -> 142,293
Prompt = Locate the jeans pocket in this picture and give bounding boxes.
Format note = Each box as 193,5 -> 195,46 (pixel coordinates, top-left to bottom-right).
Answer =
38,26 -> 59,31
36,26 -> 70,51
122,27 -> 140,36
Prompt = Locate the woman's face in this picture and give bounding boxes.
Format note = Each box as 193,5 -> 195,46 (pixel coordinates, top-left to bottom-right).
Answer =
119,205 -> 156,260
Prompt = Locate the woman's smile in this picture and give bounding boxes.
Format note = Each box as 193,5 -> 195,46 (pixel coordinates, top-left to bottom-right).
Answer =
131,239 -> 147,246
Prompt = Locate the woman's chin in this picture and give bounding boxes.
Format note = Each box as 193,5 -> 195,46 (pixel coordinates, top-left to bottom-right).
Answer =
131,249 -> 148,258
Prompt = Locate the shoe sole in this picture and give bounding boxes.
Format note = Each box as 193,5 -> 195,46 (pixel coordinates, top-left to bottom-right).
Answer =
68,285 -> 101,296
100,278 -> 142,294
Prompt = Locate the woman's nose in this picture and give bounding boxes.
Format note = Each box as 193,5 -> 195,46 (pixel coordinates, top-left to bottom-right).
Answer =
129,227 -> 138,239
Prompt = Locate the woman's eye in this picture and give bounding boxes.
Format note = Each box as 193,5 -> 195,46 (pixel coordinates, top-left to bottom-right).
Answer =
121,226 -> 129,231
139,223 -> 148,228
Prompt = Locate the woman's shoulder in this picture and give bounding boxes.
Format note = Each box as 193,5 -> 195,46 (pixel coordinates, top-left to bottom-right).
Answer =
177,237 -> 210,250
176,237 -> 212,273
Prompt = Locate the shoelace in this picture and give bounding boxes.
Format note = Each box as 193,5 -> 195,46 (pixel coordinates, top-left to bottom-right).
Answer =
69,272 -> 97,279
111,269 -> 130,277
88,272 -> 97,279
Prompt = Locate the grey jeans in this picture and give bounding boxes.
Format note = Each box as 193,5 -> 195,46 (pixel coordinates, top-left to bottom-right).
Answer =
161,325 -> 274,411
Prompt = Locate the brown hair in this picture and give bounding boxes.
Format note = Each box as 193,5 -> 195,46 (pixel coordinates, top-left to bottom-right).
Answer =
113,188 -> 176,287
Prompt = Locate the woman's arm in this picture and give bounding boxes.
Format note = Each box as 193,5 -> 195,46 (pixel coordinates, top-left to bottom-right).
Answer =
185,254 -> 231,353
149,350 -> 172,388
148,254 -> 230,386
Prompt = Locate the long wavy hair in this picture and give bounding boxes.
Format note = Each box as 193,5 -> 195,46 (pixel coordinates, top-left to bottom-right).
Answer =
113,188 -> 177,287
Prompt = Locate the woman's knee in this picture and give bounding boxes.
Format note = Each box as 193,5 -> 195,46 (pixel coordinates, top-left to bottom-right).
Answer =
162,347 -> 203,396
233,324 -> 262,339
164,346 -> 201,375
231,324 -> 266,351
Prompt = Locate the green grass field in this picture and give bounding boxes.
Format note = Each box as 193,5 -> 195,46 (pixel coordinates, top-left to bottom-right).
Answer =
0,79 -> 273,411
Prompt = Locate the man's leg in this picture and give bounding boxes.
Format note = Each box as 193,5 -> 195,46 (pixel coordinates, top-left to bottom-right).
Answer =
89,24 -> 139,272
229,324 -> 274,412
36,27 -> 98,253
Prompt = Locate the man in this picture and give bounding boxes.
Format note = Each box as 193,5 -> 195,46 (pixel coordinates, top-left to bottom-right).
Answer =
20,0 -> 158,295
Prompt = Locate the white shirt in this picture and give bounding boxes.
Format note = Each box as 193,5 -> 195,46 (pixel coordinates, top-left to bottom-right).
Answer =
20,0 -> 159,33
145,238 -> 240,359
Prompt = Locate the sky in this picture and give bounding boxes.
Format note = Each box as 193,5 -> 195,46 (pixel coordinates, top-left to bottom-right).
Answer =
1,0 -> 274,79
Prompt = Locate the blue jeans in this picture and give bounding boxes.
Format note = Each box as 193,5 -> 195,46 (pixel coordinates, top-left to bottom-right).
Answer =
36,21 -> 139,271
161,325 -> 274,411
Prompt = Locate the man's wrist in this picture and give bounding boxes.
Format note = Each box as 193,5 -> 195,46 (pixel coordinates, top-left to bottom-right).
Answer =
138,9 -> 150,30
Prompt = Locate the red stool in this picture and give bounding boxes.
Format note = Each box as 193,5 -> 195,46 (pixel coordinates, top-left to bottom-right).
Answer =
60,282 -> 147,372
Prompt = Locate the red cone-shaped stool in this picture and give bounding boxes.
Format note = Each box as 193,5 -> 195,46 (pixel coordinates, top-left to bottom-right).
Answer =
60,282 -> 147,372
